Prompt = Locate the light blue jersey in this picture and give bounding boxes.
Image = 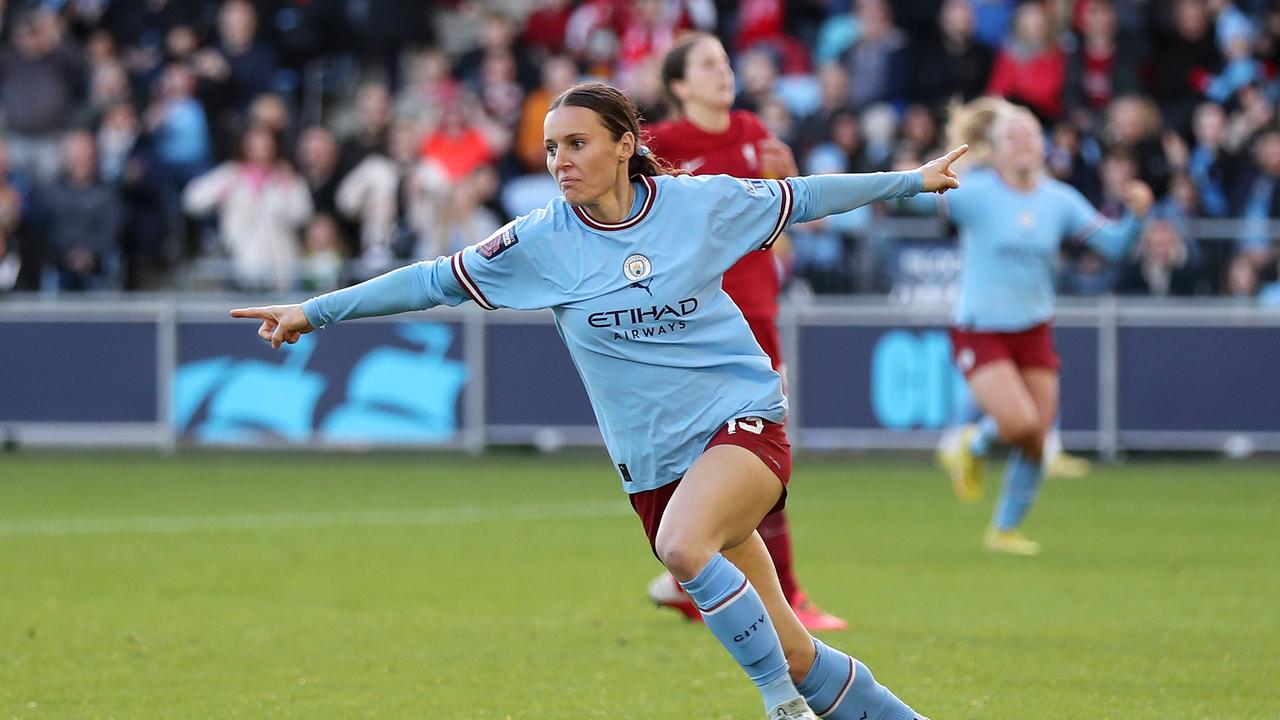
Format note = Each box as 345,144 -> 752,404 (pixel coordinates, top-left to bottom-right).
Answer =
303,170 -> 921,492
923,168 -> 1140,331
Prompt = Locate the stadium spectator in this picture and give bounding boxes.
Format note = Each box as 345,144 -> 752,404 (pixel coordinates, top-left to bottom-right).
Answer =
564,0 -> 622,77
791,63 -> 853,162
338,82 -> 393,173
1102,95 -> 1173,195
418,92 -> 506,185
735,0 -> 788,54
1258,257 -> 1280,305
732,46 -> 781,115
296,125 -> 355,256
986,1 -> 1067,122
245,93 -> 292,138
1149,0 -> 1222,135
912,0 -> 994,112
211,0 -> 277,112
899,103 -> 941,158
1228,124 -> 1280,262
1203,8 -> 1266,104
1116,215 -> 1203,297
516,56 -> 581,174
838,0 -> 910,111
859,103 -> 898,170
1046,120 -> 1103,203
100,103 -> 173,291
0,139 -> 35,292
804,107 -> 876,177
1226,251 -> 1261,299
182,124 -> 312,291
100,0 -> 210,55
300,213 -> 345,291
82,59 -> 131,129
1223,82 -> 1274,152
1096,146 -> 1142,219
42,131 -> 124,291
0,10 -> 86,184
417,164 -> 503,260
474,51 -> 526,131
395,46 -> 458,130
1184,101 -> 1241,216
1,0 -> 1278,296
144,63 -> 213,191
756,96 -> 796,147
522,0 -> 573,57
455,10 -> 539,92
1065,0 -> 1143,117
970,0 -> 1017,49
335,121 -> 430,265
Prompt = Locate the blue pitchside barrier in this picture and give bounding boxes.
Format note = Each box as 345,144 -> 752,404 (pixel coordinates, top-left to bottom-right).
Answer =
1,298 -> 1277,456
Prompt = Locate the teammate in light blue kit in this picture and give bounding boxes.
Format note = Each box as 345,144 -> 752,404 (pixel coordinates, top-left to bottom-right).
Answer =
921,104 -> 1154,555
233,82 -> 964,719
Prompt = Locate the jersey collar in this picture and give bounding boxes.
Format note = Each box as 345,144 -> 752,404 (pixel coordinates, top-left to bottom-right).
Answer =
571,175 -> 657,232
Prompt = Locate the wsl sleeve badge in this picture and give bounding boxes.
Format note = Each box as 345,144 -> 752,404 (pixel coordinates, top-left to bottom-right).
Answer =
476,223 -> 519,261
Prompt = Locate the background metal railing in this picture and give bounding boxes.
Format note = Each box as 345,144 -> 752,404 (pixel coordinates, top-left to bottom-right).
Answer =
2,295 -> 1277,456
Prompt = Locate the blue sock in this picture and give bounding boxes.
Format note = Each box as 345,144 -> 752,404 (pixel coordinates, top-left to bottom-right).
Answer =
968,414 -> 999,457
993,449 -> 1044,530
680,554 -> 798,711
797,639 -> 922,720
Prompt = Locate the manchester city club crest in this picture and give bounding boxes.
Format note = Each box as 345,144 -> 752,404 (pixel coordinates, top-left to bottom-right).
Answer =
623,254 -> 652,282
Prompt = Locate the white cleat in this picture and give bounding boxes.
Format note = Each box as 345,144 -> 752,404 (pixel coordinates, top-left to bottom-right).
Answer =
768,698 -> 819,719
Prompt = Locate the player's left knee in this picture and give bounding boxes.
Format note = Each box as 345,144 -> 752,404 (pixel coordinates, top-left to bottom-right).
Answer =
653,531 -> 714,581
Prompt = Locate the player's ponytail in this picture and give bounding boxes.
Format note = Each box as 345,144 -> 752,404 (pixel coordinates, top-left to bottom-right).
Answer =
549,82 -> 681,178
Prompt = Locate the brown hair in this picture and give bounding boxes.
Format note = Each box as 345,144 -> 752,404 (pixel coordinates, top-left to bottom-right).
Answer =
548,81 -> 678,177
660,31 -> 719,114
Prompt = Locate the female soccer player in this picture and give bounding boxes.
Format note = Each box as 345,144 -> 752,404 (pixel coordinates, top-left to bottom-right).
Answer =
924,103 -> 1153,555
232,82 -> 961,719
640,31 -> 847,632
933,98 -> 1094,484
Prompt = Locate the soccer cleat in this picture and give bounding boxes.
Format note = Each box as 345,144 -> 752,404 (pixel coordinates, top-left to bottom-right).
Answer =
646,571 -> 702,621
984,528 -> 1041,556
790,592 -> 849,632
938,424 -> 985,503
767,697 -> 819,720
1045,451 -> 1091,479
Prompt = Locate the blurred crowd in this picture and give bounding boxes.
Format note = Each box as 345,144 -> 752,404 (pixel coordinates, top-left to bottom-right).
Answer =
0,0 -> 1279,304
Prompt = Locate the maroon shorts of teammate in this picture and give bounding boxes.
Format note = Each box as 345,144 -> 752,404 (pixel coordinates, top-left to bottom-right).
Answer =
948,321 -> 1061,378
629,417 -> 792,555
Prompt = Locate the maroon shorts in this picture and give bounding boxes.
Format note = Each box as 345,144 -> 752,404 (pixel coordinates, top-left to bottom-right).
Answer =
745,316 -> 783,370
628,417 -> 792,554
949,322 -> 1060,378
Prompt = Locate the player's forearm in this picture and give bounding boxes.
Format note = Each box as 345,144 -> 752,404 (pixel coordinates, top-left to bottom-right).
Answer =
789,171 -> 923,223
301,262 -> 435,328
1085,213 -> 1141,262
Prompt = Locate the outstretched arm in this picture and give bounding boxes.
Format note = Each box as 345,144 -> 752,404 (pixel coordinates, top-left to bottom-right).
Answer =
231,256 -> 464,349
788,145 -> 966,223
1073,180 -> 1153,261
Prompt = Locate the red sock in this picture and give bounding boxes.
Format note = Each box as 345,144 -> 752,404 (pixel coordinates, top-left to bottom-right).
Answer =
756,510 -> 800,605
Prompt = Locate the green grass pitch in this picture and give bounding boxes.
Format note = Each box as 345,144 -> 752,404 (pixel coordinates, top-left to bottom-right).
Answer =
0,452 -> 1276,719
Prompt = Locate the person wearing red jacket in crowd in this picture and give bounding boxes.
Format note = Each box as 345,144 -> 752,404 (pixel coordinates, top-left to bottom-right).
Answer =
643,31 -> 848,632
985,1 -> 1067,123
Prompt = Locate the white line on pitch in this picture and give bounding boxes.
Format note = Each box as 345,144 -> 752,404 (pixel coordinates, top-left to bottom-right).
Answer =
0,500 -> 631,537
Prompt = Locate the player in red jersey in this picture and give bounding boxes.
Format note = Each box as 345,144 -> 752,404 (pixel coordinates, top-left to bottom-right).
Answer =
643,32 -> 848,632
